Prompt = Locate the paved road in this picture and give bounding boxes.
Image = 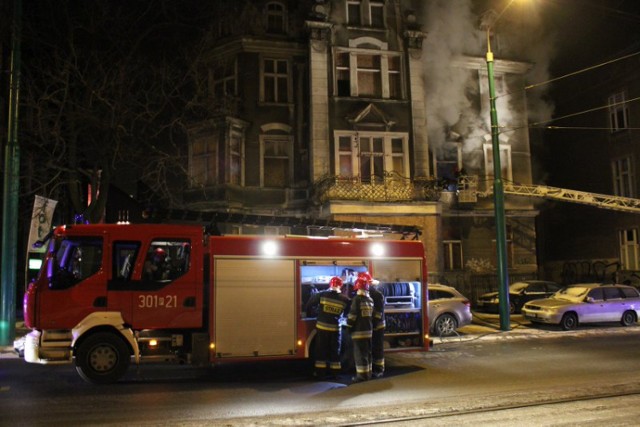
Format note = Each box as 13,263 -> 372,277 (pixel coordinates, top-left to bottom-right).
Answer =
3,318 -> 640,425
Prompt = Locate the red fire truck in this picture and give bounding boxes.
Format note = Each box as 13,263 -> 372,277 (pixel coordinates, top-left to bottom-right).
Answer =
19,223 -> 428,383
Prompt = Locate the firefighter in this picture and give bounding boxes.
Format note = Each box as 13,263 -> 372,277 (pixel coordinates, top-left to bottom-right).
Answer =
346,275 -> 374,383
359,272 -> 385,378
305,276 -> 350,379
144,247 -> 168,281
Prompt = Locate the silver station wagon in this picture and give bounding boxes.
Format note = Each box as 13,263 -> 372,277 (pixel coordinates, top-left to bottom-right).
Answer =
522,283 -> 640,330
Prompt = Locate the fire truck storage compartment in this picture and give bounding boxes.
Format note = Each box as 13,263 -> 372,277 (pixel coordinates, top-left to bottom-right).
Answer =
374,258 -> 424,348
380,281 -> 422,347
213,258 -> 296,358
300,260 -> 370,317
300,258 -> 424,349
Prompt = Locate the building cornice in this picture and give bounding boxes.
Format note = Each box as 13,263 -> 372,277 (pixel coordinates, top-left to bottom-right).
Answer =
205,37 -> 307,61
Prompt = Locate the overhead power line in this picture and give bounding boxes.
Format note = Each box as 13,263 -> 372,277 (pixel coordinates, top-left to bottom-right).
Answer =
524,51 -> 640,92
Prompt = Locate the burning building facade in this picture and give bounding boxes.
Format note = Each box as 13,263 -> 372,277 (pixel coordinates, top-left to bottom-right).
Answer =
184,0 -> 546,295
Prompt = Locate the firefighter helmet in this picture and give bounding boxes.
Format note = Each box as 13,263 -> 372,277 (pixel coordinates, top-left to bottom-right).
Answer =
353,277 -> 370,292
329,276 -> 343,290
154,247 -> 167,261
357,272 -> 373,283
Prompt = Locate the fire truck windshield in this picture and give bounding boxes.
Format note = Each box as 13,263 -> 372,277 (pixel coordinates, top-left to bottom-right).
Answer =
48,236 -> 103,289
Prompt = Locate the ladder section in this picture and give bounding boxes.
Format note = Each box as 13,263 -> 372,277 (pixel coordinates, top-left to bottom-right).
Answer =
460,174 -> 640,214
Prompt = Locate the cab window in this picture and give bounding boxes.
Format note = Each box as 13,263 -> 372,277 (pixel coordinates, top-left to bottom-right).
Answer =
113,241 -> 141,281
143,239 -> 191,283
50,237 -> 103,289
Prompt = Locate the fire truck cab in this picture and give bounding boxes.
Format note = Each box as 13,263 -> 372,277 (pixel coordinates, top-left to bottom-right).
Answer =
21,223 -> 428,383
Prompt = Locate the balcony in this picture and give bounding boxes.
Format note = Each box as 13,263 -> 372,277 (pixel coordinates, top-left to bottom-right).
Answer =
312,173 -> 443,204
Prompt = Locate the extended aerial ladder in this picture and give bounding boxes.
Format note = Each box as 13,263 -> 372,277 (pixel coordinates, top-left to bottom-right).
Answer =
141,207 -> 422,238
457,175 -> 640,214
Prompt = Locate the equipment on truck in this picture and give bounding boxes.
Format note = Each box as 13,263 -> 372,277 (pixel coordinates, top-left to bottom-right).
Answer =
17,223 -> 428,384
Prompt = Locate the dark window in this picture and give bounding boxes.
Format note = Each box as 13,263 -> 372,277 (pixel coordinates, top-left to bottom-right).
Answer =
263,58 -> 289,103
429,289 -> 454,300
621,287 -> 640,298
143,240 -> 191,283
50,237 -> 103,289
443,241 -> 462,271
546,283 -> 561,292
266,2 -> 286,34
588,288 -> 604,301
370,2 -> 384,27
525,283 -> 545,293
336,52 -> 351,97
113,241 -> 140,281
603,287 -> 623,300
347,2 -> 361,25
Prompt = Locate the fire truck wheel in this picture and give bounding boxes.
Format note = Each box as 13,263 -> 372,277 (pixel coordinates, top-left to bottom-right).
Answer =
75,332 -> 131,384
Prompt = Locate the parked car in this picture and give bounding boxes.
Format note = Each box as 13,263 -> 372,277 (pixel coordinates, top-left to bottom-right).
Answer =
428,284 -> 472,336
522,283 -> 640,330
476,280 -> 561,314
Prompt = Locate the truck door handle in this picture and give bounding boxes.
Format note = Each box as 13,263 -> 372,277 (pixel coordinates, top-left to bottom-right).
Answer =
93,296 -> 107,307
184,297 -> 196,307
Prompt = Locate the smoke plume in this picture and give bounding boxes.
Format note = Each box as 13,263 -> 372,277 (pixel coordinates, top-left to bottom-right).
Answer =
422,0 -> 555,174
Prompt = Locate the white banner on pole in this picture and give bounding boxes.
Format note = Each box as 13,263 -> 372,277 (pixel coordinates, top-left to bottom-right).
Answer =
27,195 -> 58,253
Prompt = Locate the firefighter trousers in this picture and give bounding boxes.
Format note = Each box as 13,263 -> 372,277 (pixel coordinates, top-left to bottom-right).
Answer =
352,337 -> 372,381
313,329 -> 342,376
372,328 -> 384,376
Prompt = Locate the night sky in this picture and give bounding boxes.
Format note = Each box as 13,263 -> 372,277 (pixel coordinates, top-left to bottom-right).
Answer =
534,0 -> 640,76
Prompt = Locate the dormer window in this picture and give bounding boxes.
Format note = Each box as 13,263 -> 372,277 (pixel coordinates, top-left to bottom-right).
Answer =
370,1 -> 384,27
266,2 -> 287,34
347,1 -> 361,26
347,0 -> 385,28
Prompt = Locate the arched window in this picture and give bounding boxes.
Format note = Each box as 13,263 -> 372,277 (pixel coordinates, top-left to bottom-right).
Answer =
266,2 -> 287,34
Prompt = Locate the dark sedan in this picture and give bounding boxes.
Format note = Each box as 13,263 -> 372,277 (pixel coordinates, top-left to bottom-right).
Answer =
476,280 -> 561,314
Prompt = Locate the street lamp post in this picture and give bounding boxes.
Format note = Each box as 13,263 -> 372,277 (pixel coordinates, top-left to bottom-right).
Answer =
1,0 -> 22,346
485,1 -> 516,332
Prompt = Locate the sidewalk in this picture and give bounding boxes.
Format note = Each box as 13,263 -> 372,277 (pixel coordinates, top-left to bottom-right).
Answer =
0,321 -> 28,359
432,311 -> 640,345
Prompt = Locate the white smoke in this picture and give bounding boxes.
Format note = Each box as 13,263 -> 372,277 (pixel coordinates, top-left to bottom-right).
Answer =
422,0 -> 556,173
422,0 -> 484,151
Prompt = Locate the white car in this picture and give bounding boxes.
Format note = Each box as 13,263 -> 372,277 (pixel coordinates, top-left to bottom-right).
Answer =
428,284 -> 473,336
522,283 -> 640,330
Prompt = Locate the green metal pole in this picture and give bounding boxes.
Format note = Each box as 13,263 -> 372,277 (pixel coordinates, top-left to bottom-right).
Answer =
1,0 -> 22,346
486,44 -> 511,331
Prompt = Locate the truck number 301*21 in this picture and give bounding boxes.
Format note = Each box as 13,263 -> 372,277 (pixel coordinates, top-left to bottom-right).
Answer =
138,295 -> 178,308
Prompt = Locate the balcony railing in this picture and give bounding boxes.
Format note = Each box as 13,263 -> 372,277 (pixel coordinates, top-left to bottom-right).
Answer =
312,172 -> 443,204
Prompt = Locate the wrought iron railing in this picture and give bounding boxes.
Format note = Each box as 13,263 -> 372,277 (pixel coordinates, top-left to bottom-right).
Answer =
312,172 -> 443,204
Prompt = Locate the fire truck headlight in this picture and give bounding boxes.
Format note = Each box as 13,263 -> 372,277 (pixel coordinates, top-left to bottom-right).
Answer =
149,339 -> 158,348
371,243 -> 385,257
262,241 -> 278,256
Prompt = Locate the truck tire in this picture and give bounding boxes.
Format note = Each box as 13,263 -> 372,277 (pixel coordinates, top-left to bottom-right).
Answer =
75,332 -> 131,384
